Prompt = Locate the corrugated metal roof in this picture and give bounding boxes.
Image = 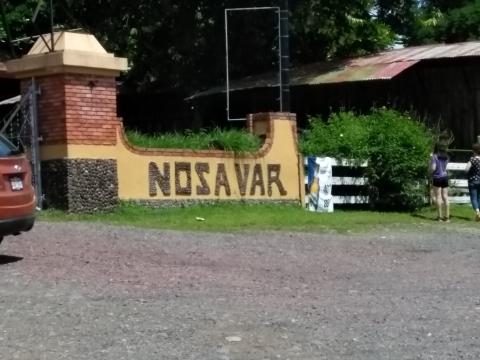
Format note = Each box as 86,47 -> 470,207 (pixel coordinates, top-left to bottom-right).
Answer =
187,41 -> 480,100
306,61 -> 419,84
353,41 -> 480,66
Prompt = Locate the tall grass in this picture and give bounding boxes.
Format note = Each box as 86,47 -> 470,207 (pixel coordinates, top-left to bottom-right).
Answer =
126,128 -> 262,154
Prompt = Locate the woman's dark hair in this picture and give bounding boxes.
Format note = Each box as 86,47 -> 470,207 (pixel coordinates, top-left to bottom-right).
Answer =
434,142 -> 448,159
472,143 -> 480,155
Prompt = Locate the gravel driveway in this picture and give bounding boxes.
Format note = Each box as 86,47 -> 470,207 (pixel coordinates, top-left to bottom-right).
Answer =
0,222 -> 479,360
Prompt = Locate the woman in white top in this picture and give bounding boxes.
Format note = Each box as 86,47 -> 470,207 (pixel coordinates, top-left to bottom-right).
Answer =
465,143 -> 480,221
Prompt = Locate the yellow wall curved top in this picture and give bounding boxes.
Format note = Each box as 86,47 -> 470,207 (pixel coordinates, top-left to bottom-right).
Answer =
40,113 -> 303,203
116,113 -> 301,201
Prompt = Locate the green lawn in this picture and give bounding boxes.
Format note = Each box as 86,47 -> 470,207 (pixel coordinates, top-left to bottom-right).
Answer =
37,202 -> 479,233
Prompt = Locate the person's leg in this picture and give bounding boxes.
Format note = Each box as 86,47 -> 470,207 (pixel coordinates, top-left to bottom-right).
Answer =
433,186 -> 443,220
441,187 -> 449,221
468,183 -> 480,220
475,184 -> 480,221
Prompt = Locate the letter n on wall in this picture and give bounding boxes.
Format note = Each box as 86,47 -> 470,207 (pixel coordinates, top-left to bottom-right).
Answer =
149,162 -> 171,196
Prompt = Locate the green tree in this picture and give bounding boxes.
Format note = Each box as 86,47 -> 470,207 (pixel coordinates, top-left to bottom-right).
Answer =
291,0 -> 395,61
374,0 -> 419,44
0,0 -> 53,59
45,0 -> 399,92
14,1 -> 480,93
3,1 -> 480,93
438,0 -> 480,42
422,0 -> 470,11
404,0 -> 480,45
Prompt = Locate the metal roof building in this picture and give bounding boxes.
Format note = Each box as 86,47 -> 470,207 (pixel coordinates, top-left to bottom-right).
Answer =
188,41 -> 480,99
188,41 -> 480,148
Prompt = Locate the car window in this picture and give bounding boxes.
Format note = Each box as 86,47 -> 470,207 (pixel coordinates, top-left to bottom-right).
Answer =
0,135 -> 23,156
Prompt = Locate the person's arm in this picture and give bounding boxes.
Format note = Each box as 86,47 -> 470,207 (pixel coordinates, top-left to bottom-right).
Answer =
466,160 -> 472,173
430,155 -> 436,173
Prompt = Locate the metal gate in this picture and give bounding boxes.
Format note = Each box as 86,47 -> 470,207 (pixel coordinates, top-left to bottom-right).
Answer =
0,79 -> 42,209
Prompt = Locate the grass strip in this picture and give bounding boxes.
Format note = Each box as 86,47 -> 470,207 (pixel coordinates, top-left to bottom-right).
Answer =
126,128 -> 262,154
37,202 -> 479,233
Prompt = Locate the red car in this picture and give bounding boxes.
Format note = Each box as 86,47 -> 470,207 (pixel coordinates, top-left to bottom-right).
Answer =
0,134 -> 35,243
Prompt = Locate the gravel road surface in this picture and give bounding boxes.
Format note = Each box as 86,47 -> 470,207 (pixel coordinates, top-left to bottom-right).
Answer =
0,222 -> 479,360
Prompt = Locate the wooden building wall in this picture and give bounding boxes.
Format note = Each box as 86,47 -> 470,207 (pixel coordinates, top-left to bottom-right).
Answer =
190,57 -> 480,149
392,58 -> 480,148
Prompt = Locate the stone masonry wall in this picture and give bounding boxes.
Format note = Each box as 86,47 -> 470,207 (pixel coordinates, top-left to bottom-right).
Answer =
42,159 -> 118,212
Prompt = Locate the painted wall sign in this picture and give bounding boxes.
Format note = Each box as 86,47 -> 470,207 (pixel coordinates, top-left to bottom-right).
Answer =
41,113 -> 304,204
148,161 -> 287,197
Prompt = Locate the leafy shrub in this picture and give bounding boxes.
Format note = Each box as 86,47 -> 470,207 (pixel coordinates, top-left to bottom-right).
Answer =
300,108 -> 433,211
365,109 -> 433,211
300,110 -> 370,161
126,128 -> 262,154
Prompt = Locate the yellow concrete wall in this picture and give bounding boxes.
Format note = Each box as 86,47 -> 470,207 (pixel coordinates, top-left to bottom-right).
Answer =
40,113 -> 303,203
116,114 -> 302,202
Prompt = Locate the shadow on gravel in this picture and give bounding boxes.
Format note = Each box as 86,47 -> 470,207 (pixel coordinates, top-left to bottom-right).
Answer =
0,255 -> 23,265
412,213 -> 472,221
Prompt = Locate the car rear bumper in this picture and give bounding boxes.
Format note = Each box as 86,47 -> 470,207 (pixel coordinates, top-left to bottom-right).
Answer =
0,215 -> 35,236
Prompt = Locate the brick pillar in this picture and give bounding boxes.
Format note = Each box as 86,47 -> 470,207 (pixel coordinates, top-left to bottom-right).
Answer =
32,74 -> 117,146
7,32 -> 127,212
29,74 -> 119,212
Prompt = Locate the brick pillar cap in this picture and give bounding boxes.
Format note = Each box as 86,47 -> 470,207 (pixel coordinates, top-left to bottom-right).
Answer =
6,31 -> 128,78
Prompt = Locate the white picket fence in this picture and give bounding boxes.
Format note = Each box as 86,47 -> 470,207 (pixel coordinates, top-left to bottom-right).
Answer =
445,162 -> 470,204
304,158 -> 470,205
